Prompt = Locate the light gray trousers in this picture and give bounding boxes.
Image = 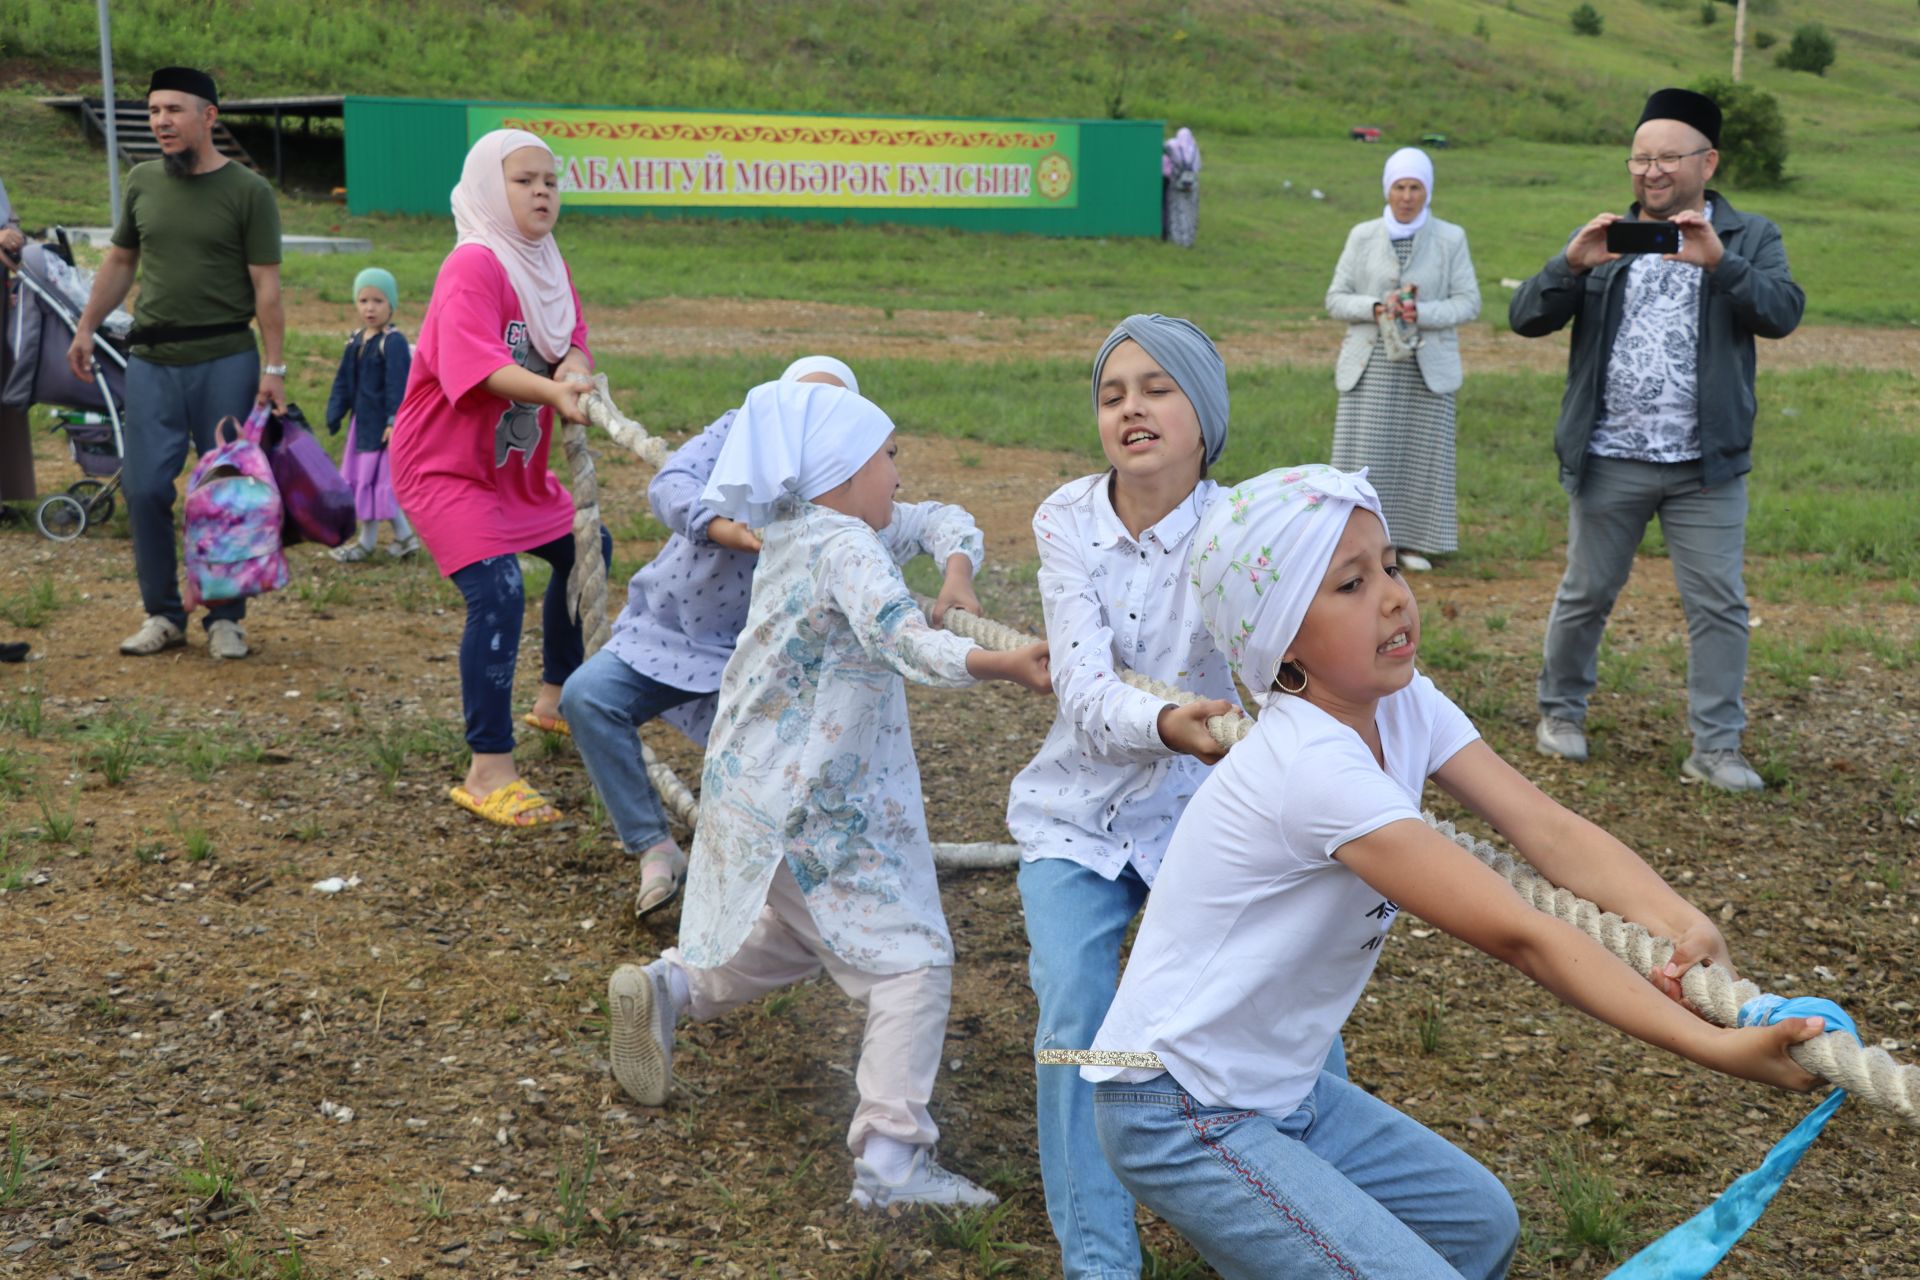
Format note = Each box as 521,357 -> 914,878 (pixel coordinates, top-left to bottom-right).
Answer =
1538,455 -> 1750,752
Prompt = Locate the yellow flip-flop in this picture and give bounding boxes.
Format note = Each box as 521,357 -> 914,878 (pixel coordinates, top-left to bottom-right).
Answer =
449,779 -> 564,828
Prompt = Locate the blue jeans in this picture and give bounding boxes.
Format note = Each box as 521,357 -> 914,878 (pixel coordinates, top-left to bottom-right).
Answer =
1540,457 -> 1750,751
450,526 -> 611,754
1019,856 -> 1347,1280
1094,1072 -> 1516,1280
123,351 -> 260,631
559,647 -> 704,852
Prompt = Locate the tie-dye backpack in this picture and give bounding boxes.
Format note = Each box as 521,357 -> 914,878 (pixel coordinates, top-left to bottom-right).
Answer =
183,409 -> 290,610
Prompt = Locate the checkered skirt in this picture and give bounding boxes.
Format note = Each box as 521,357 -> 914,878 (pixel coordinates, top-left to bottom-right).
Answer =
1330,244 -> 1459,554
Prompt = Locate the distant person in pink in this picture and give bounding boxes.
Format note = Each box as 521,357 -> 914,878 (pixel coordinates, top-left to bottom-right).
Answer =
390,128 -> 606,829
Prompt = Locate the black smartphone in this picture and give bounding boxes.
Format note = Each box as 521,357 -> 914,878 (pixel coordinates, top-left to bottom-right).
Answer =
1606,221 -> 1680,256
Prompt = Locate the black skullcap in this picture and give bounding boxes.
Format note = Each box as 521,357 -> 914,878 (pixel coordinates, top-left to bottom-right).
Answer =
1637,87 -> 1720,149
148,66 -> 219,106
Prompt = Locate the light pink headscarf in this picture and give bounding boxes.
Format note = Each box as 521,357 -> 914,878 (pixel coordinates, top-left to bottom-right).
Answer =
451,129 -> 577,365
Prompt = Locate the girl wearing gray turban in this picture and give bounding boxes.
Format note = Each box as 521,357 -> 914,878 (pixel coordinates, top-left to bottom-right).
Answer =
1012,313 -> 1287,1278
1326,148 -> 1481,570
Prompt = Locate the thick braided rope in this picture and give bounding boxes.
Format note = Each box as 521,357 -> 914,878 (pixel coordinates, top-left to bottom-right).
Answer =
936,604 -> 1920,1125
639,741 -> 700,829
556,392 -> 1920,1120
562,376 -> 688,679
924,602 -> 1253,749
1434,814 -> 1920,1126
582,373 -> 672,469
560,418 -> 612,659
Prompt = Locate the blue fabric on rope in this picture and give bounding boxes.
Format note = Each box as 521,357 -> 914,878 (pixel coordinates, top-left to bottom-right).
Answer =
1608,994 -> 1859,1278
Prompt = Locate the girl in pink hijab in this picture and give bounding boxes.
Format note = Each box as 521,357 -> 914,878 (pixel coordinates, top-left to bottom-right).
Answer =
390,129 -> 608,828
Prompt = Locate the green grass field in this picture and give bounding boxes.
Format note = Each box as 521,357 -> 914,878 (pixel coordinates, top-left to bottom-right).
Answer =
3,0 -> 1915,581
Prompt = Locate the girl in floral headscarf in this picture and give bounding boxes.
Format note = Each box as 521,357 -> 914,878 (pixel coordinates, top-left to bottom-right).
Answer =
1081,465 -> 1826,1279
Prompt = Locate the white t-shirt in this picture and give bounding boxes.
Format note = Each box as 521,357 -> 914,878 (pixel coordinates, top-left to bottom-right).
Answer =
1085,673 -> 1479,1119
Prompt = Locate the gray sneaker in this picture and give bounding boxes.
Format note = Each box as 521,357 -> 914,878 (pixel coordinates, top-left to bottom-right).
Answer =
119,615 -> 185,656
849,1148 -> 999,1211
1683,749 -> 1765,793
609,961 -> 676,1106
1534,715 -> 1589,762
207,619 -> 250,660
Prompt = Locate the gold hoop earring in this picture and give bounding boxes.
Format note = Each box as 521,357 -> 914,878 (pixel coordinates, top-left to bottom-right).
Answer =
1276,662 -> 1308,695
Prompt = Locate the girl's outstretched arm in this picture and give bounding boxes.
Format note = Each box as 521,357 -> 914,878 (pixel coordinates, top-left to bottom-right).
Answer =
1032,504 -> 1182,762
1336,818 -> 1823,1093
1432,740 -> 1728,995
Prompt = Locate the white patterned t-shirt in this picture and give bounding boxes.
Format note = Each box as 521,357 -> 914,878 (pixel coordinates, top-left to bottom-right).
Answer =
1590,206 -> 1712,464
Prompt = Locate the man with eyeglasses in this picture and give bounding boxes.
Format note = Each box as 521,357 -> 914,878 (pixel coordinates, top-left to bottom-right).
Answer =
1510,87 -> 1803,793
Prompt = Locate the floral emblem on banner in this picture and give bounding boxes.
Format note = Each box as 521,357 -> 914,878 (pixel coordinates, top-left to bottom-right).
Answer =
1036,153 -> 1074,201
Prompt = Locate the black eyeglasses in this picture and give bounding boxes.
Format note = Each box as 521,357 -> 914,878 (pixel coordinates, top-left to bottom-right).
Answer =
1626,148 -> 1711,176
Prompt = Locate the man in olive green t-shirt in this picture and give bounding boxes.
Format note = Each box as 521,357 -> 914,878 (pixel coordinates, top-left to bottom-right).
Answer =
68,66 -> 286,661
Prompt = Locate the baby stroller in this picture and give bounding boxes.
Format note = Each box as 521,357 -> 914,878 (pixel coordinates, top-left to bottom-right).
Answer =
3,234 -> 131,541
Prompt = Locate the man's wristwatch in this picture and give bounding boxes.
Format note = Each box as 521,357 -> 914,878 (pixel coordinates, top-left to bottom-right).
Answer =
263,363 -> 288,377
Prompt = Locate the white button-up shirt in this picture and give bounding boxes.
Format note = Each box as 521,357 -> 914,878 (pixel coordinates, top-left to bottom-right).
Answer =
1007,474 -> 1239,884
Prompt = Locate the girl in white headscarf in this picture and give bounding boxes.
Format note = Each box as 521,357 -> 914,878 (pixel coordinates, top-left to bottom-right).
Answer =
605,381 -> 1051,1210
1082,465 -> 1824,1279
559,356 -> 862,921
1325,146 -> 1481,570
390,129 -> 600,829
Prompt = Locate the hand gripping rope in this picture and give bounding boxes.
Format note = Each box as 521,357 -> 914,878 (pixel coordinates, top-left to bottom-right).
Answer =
926,608 -> 1920,1128
563,382 -> 1920,1128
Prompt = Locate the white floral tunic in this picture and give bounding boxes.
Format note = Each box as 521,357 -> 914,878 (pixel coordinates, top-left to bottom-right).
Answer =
679,498 -> 985,975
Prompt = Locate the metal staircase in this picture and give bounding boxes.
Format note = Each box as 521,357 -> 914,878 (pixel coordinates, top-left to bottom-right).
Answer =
75,99 -> 261,173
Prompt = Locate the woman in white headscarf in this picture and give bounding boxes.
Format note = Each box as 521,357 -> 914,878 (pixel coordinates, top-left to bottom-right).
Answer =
1325,147 -> 1481,570
389,129 -> 602,828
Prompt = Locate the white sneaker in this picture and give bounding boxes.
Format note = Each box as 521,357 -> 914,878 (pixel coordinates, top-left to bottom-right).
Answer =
119,615 -> 185,656
848,1148 -> 999,1210
1399,551 -> 1434,572
207,619 -> 250,660
1682,748 -> 1765,793
1534,715 -> 1589,762
609,961 -> 675,1106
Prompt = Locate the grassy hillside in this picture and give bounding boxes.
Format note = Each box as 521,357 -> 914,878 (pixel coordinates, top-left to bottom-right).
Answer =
3,0 -> 1917,145
2,0 -> 1915,325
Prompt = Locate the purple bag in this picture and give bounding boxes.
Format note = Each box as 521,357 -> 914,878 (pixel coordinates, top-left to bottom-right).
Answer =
261,403 -> 356,547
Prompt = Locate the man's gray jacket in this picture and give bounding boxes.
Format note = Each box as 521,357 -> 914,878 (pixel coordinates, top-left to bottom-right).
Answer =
1508,190 -> 1804,494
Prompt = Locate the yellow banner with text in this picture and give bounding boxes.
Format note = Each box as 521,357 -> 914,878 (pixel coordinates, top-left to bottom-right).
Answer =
467,106 -> 1080,210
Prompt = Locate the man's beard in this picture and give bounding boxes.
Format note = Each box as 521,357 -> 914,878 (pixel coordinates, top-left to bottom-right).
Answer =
161,148 -> 195,179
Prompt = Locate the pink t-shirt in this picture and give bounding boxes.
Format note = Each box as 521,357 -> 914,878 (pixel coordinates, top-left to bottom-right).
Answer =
390,243 -> 589,576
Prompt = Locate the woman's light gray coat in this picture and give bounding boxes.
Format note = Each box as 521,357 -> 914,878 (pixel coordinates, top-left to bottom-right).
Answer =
1326,216 -> 1481,394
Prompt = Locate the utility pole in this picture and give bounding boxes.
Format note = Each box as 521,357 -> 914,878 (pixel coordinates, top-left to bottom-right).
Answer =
1732,0 -> 1748,81
97,0 -> 121,222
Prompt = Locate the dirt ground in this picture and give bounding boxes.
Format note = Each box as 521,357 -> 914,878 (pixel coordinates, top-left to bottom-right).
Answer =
2,422 -> 1918,1280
